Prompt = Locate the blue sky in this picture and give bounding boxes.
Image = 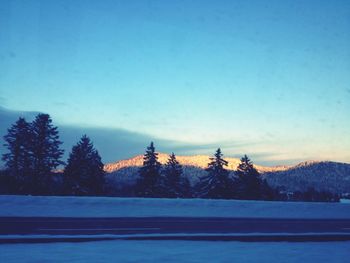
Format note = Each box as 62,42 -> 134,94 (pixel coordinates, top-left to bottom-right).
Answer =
0,0 -> 349,165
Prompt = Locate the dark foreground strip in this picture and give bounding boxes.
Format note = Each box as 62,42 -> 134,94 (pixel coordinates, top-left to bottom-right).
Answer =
2,217 -> 350,236
2,234 -> 350,244
0,237 -> 116,244
124,234 -> 350,242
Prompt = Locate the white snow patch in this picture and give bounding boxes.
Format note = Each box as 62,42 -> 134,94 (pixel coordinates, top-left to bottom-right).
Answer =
0,240 -> 349,263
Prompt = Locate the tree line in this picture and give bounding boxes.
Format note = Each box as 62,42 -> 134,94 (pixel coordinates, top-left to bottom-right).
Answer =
135,142 -> 275,200
1,114 -> 104,196
0,114 -> 339,202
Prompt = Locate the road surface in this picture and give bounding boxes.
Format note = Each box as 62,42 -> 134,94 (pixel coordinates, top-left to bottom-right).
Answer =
1,217 -> 350,243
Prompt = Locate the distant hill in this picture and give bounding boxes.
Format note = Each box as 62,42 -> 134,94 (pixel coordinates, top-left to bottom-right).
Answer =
264,161 -> 350,194
104,154 -> 350,195
104,153 -> 289,173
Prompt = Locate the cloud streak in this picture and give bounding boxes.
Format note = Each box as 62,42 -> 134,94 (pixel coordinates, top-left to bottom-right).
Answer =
0,106 -> 180,163
0,107 -> 295,166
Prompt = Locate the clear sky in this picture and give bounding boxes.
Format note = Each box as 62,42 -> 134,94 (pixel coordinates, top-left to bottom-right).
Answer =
0,0 -> 349,164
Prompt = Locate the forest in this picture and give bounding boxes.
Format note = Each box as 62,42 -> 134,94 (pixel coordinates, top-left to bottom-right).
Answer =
0,114 -> 339,202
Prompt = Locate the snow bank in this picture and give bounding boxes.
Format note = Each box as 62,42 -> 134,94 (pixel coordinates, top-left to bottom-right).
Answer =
0,195 -> 350,218
1,240 -> 349,263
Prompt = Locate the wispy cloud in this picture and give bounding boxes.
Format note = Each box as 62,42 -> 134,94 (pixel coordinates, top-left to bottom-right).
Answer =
0,107 -> 248,164
0,107 -> 297,166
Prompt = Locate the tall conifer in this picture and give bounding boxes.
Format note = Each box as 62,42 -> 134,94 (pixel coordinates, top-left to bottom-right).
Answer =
163,153 -> 191,198
136,142 -> 161,197
64,135 -> 105,195
2,117 -> 32,192
198,148 -> 234,199
31,114 -> 64,194
235,155 -> 262,200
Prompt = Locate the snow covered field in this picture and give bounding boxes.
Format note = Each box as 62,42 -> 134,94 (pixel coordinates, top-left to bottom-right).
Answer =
1,195 -> 350,262
0,240 -> 349,263
1,195 -> 350,218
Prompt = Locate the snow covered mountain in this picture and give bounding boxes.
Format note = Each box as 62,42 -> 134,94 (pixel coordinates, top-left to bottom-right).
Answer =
264,161 -> 350,194
104,153 -> 289,173
104,154 -> 350,195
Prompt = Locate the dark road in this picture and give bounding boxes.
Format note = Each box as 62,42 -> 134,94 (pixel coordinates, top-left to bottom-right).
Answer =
1,217 -> 350,239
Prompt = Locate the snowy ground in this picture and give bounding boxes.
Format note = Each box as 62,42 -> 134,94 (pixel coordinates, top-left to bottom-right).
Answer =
1,195 -> 350,218
1,196 -> 350,262
0,240 -> 349,263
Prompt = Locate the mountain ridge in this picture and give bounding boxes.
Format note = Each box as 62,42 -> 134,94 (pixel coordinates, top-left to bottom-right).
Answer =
104,154 -> 350,195
104,153 -> 336,174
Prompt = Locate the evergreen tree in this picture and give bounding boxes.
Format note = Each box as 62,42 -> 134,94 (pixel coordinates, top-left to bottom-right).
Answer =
2,117 -> 32,193
136,142 -> 161,197
64,135 -> 105,196
31,113 -> 64,194
198,148 -> 234,199
162,153 -> 191,198
235,155 -> 262,200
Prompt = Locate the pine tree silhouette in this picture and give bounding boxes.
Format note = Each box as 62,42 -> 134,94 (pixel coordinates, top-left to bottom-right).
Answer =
2,117 -> 32,193
31,114 -> 64,194
235,155 -> 262,200
198,148 -> 234,199
162,153 -> 191,198
64,135 -> 105,196
136,142 -> 161,197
